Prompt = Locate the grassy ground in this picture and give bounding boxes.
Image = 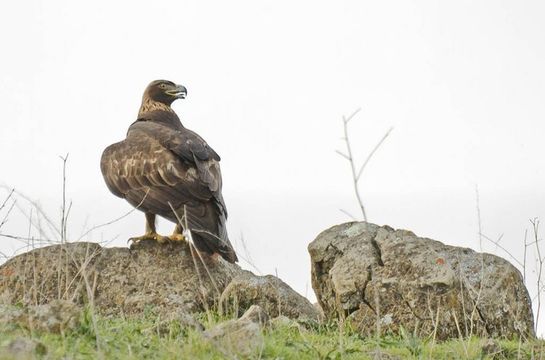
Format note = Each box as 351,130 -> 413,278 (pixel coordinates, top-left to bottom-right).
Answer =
1,309 -> 544,360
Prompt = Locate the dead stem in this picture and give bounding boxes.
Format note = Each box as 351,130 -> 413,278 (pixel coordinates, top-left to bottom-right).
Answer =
336,108 -> 393,221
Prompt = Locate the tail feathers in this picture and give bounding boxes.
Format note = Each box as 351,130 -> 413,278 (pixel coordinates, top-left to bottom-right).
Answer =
183,203 -> 238,263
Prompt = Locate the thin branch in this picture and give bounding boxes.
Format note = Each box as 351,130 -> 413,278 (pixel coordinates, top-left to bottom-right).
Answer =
341,111 -> 367,221
344,108 -> 361,124
356,127 -> 393,182
335,150 -> 350,161
337,108 -> 393,222
339,209 -> 357,220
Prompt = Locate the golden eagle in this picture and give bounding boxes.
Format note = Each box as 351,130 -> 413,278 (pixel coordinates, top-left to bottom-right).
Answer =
100,80 -> 237,263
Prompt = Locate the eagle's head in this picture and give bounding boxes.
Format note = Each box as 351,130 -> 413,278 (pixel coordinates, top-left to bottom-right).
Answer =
143,80 -> 187,106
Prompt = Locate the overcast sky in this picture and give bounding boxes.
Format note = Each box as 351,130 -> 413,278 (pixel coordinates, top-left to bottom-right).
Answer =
1,0 -> 544,333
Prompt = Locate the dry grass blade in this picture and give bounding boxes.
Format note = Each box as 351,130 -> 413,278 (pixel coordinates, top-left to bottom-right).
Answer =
167,202 -> 220,297
479,232 -> 523,268
531,218 -> 543,333
0,186 -> 62,239
77,188 -> 150,242
60,154 -> 69,244
0,188 -> 16,229
238,233 -> 262,275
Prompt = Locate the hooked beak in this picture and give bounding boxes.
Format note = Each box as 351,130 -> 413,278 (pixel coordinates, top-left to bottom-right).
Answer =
166,84 -> 187,99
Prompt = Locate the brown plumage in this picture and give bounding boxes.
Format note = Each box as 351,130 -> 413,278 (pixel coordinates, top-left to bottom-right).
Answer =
100,80 -> 238,263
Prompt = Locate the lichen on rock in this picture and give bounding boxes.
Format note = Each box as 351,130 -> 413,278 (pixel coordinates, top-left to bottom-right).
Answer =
308,221 -> 535,340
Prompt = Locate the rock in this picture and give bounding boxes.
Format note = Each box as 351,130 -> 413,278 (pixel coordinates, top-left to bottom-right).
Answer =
220,271 -> 320,321
0,240 -> 314,323
203,306 -> 266,357
26,300 -> 82,333
0,241 -> 240,317
176,310 -> 205,332
0,338 -> 47,359
239,304 -> 269,326
142,308 -> 204,336
0,305 -> 24,326
0,300 -> 81,334
270,315 -> 305,332
308,222 -> 535,340
313,302 -> 325,321
481,338 -> 502,357
367,350 -> 401,360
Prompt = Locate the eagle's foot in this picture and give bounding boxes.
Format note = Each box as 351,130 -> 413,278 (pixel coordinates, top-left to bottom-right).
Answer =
128,232 -> 170,245
168,233 -> 186,242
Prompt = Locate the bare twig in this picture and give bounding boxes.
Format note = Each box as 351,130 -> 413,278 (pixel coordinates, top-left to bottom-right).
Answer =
336,108 -> 393,221
356,127 -> 394,182
339,209 -> 357,221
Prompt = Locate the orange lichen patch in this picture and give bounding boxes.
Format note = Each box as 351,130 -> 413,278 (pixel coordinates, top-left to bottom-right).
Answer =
0,266 -> 14,277
435,258 -> 445,265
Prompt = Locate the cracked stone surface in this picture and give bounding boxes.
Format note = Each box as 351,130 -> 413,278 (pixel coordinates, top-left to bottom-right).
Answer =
308,222 -> 535,340
0,240 -> 313,321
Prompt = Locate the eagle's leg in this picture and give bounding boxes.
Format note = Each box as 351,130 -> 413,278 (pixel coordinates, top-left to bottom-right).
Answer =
168,224 -> 186,242
128,213 -> 170,244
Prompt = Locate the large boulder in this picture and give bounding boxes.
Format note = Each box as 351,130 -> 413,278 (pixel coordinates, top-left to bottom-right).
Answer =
0,240 -> 237,316
0,240 -> 316,322
308,222 -> 535,340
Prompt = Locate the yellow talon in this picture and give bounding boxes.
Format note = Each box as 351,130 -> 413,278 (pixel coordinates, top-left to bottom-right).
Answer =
128,232 -> 169,245
169,233 -> 185,242
128,232 -> 185,246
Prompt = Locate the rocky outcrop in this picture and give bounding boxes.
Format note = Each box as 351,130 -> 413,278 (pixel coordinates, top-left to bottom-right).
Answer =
308,222 -> 535,340
220,271 -> 319,321
0,240 -> 236,316
0,239 -> 317,322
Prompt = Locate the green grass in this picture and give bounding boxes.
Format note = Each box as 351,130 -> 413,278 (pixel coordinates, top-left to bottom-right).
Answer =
1,308 -> 544,359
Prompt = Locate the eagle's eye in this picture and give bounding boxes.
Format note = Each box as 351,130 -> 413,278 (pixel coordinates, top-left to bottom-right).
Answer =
159,84 -> 167,89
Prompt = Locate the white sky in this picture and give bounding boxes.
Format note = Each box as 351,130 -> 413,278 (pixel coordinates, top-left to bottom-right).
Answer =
1,0 -> 545,333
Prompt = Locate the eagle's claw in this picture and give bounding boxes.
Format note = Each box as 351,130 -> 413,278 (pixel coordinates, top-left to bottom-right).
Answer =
128,232 -> 186,247
127,232 -> 170,246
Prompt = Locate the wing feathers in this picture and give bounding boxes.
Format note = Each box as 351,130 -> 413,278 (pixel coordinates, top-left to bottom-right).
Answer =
100,117 -> 236,262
